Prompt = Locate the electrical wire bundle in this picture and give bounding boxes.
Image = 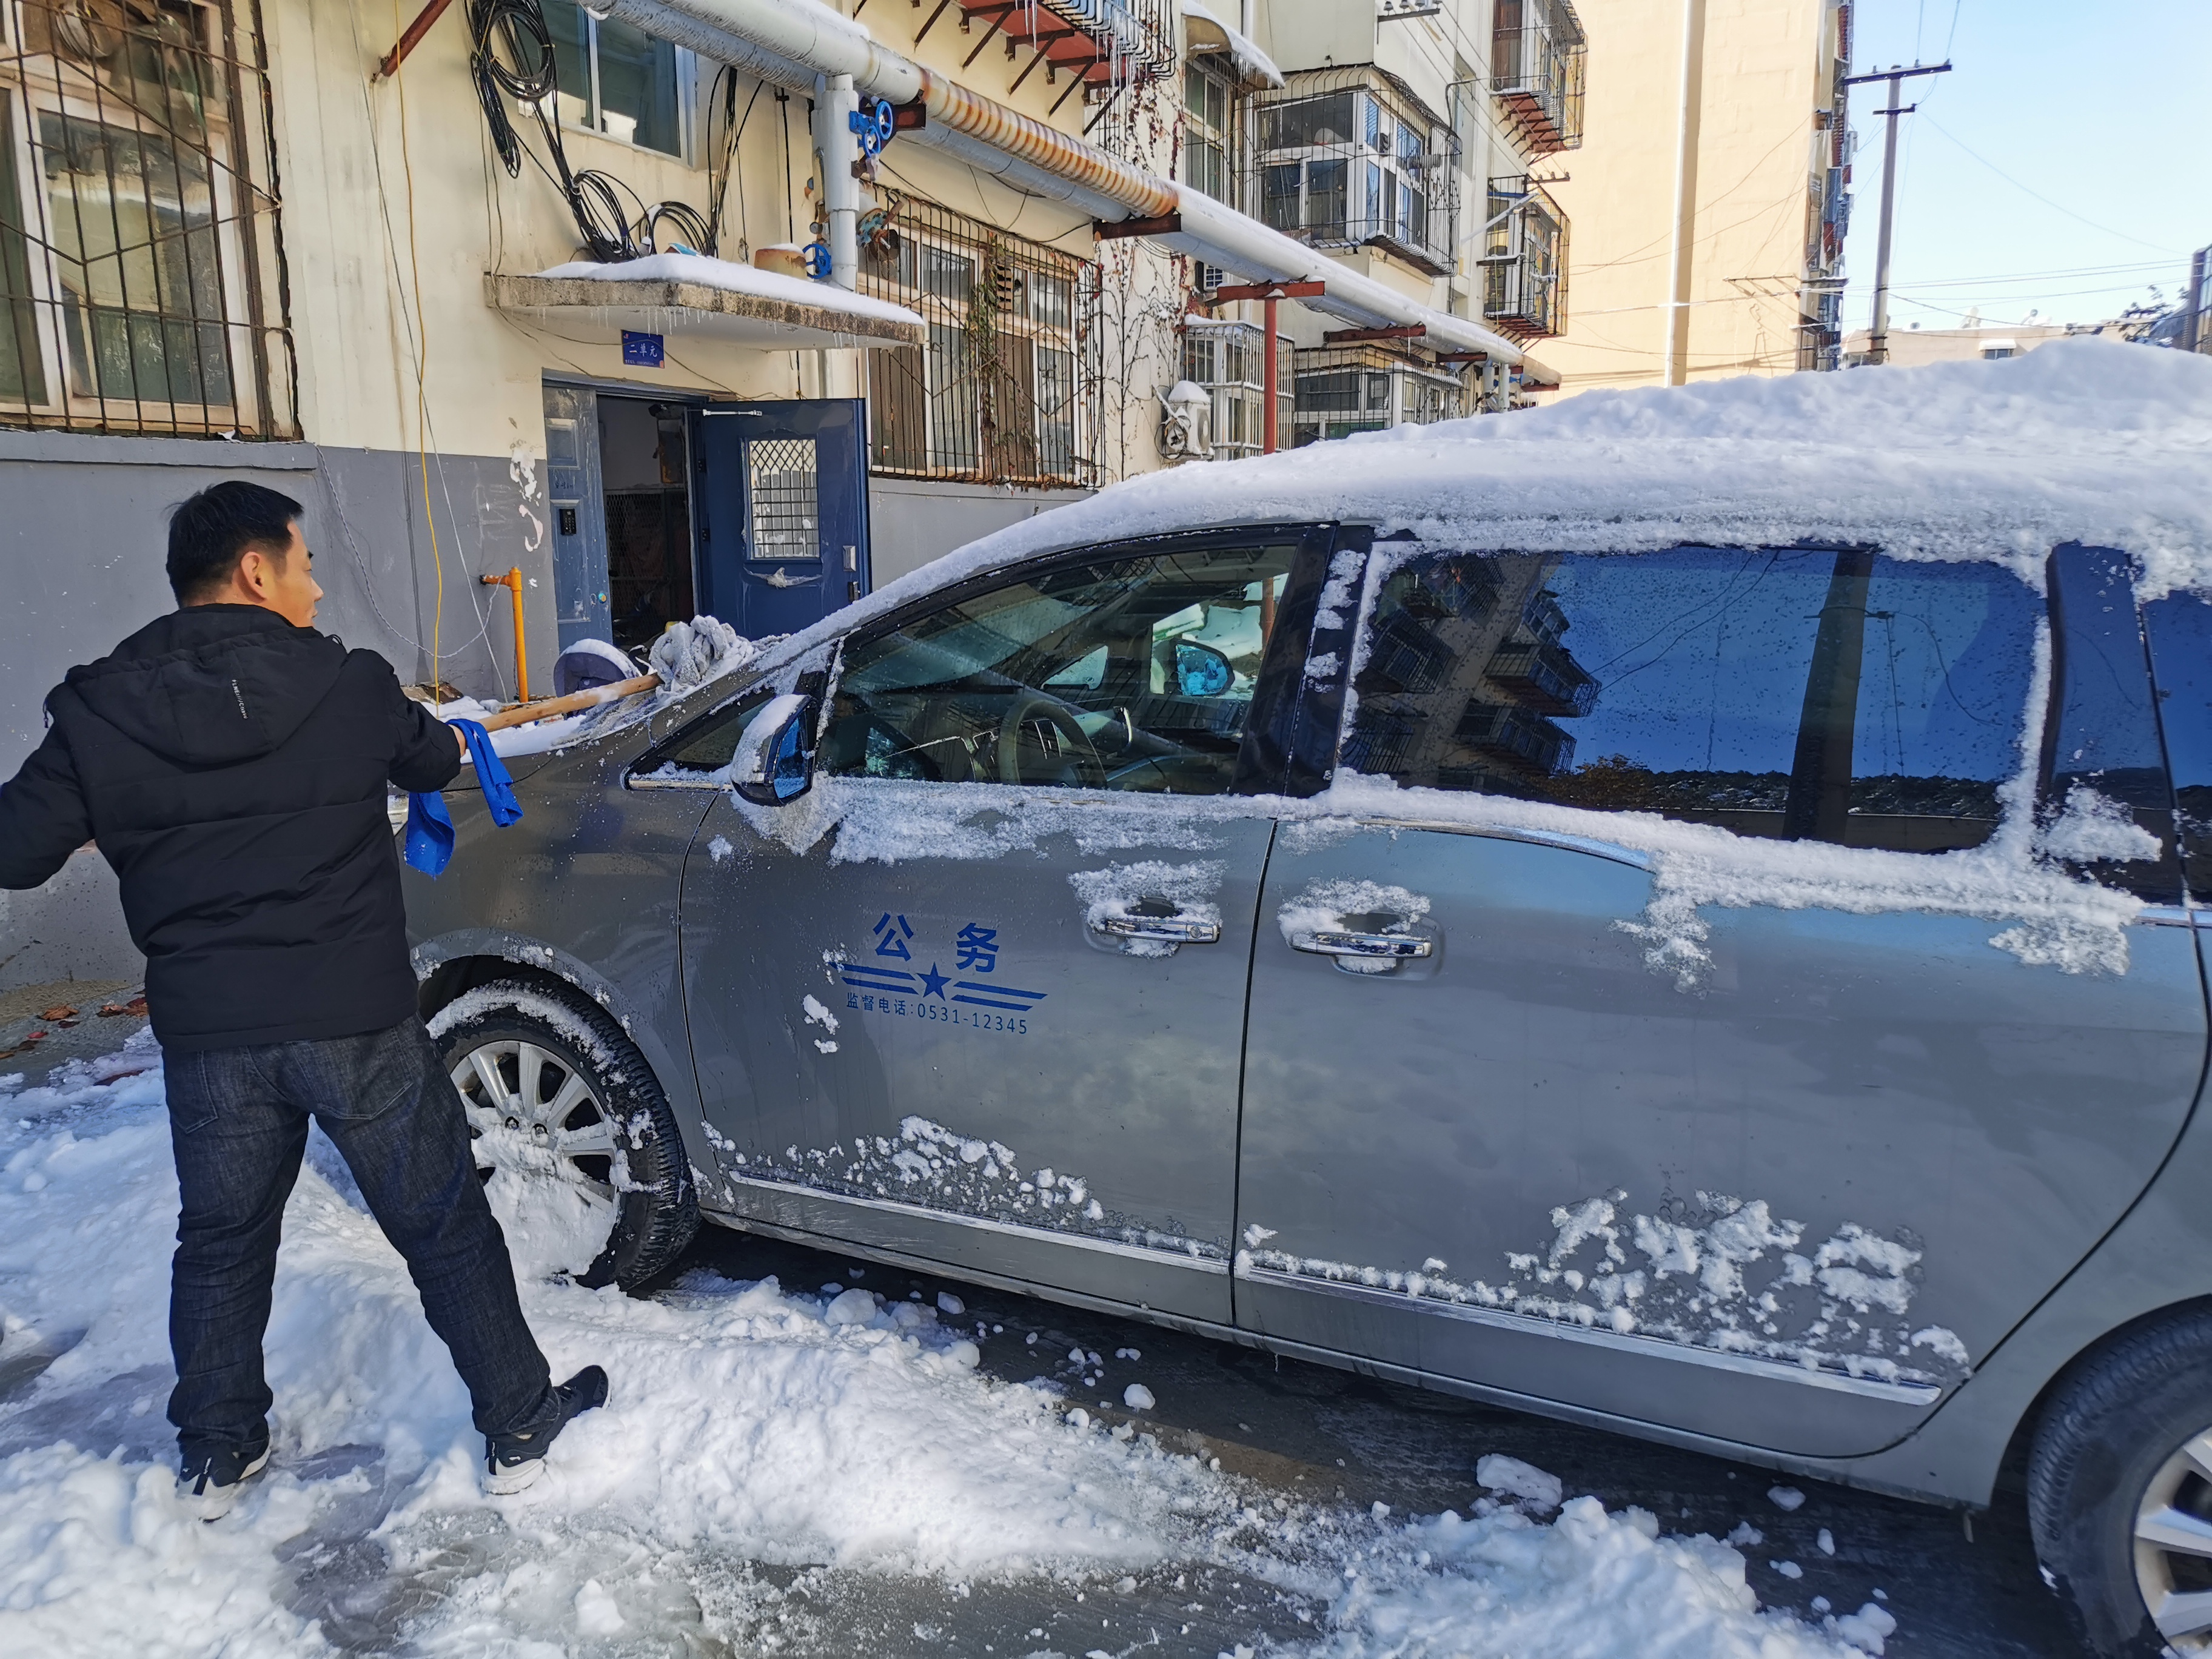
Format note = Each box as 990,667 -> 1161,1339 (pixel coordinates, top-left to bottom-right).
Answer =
464,0 -> 748,264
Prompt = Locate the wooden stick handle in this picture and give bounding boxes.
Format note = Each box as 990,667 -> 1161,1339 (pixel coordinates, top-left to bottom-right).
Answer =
471,672 -> 663,734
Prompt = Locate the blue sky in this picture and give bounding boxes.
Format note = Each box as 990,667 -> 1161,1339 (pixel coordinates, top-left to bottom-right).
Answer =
1839,0 -> 2205,332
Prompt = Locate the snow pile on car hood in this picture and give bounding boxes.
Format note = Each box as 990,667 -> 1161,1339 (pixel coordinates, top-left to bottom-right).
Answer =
0,1042 -> 1890,1657
778,341 -> 2211,672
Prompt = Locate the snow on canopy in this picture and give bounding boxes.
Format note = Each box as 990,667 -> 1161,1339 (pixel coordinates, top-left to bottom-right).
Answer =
781,339 -> 2212,674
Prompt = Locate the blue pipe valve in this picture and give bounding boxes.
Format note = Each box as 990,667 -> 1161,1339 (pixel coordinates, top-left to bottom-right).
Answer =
847,99 -> 896,156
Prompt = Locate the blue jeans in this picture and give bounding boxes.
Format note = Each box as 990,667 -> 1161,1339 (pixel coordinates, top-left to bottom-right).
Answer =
162,1017 -> 556,1461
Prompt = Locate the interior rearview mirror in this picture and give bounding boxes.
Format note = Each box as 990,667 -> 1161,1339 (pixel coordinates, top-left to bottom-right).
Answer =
731,692 -> 818,806
1173,638 -> 1234,698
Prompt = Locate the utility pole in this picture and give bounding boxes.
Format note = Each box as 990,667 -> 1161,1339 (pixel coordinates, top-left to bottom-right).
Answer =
2183,247 -> 2208,356
1842,61 -> 1950,365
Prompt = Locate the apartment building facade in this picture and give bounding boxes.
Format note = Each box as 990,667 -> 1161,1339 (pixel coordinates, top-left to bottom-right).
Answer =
0,0 -> 1556,791
1529,0 -> 1849,396
1171,0 -> 1584,446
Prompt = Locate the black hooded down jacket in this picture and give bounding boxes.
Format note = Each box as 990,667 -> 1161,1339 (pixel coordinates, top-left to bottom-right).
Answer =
0,606 -> 461,1050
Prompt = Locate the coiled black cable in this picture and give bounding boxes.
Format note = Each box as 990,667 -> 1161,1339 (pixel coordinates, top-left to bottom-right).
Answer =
465,0 -> 729,263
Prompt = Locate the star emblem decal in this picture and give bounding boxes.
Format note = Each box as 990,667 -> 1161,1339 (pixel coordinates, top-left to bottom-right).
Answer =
919,963 -> 949,999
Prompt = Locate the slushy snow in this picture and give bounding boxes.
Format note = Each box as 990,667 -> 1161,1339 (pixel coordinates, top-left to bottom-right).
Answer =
0,1042 -> 1898,1657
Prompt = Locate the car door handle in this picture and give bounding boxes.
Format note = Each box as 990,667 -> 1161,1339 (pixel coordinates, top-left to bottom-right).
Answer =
1295,930 -> 1433,960
1096,914 -> 1222,944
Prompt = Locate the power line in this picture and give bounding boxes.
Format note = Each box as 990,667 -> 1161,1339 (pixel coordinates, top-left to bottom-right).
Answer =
1891,258 -> 2176,290
1917,114 -> 2184,255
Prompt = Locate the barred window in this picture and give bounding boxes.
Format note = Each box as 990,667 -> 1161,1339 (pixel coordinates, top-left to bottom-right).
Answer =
1180,59 -> 1236,207
0,0 -> 294,437
858,195 -> 1094,488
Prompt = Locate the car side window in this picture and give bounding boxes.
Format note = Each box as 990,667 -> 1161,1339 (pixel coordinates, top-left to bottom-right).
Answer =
2145,589 -> 2212,902
1341,545 -> 2040,853
632,684 -> 781,780
819,545 -> 1296,794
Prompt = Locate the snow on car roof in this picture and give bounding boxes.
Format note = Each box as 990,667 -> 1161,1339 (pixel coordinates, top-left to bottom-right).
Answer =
797,339 -> 2211,669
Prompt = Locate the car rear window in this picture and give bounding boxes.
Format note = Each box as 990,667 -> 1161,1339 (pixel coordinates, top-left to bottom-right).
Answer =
1338,545 -> 2041,854
2145,589 -> 2212,902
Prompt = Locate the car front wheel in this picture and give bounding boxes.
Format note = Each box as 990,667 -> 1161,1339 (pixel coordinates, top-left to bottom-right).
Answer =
430,977 -> 699,1291
2030,1309 -> 2212,1657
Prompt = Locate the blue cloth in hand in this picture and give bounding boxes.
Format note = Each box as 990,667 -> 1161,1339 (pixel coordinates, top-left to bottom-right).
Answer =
403,787 -> 455,877
403,718 -> 523,877
452,719 -> 524,827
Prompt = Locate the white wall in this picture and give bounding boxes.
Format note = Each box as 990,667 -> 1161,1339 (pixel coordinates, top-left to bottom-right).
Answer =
867,479 -> 1093,588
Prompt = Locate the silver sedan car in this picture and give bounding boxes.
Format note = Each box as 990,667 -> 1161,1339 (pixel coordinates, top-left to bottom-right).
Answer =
409,512 -> 2212,1658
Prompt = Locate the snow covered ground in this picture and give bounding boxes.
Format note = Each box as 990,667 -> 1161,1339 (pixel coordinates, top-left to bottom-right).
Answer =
1,1036 -> 1906,1657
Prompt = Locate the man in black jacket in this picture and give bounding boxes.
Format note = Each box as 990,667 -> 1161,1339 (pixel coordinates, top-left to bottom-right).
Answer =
0,481 -> 604,1517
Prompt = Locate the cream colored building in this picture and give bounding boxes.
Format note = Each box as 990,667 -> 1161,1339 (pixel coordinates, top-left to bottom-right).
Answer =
1189,0 -> 1586,431
1532,0 -> 1851,396
0,0 -> 1536,764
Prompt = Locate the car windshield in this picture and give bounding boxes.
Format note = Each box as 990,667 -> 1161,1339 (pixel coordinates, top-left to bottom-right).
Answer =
821,545 -> 1296,794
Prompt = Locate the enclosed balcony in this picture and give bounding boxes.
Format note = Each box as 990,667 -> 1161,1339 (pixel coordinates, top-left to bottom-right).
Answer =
1289,343 -> 1467,446
1492,0 -> 1586,156
1248,69 -> 1460,277
1480,176 -> 1568,341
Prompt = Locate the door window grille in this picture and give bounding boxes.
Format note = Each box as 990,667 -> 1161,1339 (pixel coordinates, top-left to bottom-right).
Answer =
745,436 -> 818,561
0,0 -> 295,437
858,193 -> 1096,488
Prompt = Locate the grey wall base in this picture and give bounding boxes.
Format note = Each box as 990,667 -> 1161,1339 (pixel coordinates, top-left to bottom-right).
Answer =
0,848 -> 142,992
0,430 -> 541,779
868,477 -> 1092,588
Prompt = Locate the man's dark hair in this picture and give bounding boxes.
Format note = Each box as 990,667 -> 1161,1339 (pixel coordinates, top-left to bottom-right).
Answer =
167,480 -> 304,603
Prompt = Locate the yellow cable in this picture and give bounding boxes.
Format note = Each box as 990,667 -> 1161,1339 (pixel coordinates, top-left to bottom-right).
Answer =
392,0 -> 444,692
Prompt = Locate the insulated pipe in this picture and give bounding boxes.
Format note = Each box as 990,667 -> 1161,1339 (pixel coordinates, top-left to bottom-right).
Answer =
908,123 -> 1136,224
1165,190 -> 1523,360
914,69 -> 1175,218
812,72 -> 861,288
595,0 -> 824,98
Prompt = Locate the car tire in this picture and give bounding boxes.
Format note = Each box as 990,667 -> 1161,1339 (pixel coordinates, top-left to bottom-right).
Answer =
2029,1307 -> 2212,1658
431,977 -> 699,1291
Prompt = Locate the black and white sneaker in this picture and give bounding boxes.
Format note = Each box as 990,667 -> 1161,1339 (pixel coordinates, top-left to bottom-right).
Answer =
484,1365 -> 609,1495
178,1430 -> 272,1521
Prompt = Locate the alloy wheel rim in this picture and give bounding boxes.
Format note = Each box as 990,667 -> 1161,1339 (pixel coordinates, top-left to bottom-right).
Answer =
450,1037 -> 620,1204
2133,1429 -> 2212,1648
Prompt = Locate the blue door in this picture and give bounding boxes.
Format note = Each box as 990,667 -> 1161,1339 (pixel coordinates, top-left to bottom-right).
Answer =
694,398 -> 872,638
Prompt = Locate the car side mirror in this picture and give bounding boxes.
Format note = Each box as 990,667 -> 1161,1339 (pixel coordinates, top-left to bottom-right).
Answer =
730,692 -> 818,805
1173,638 -> 1233,697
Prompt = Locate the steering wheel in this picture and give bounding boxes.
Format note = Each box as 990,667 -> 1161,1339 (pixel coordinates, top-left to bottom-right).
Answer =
996,692 -> 1107,787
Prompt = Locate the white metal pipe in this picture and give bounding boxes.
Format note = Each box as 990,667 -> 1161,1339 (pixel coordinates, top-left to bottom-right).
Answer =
1663,0 -> 1707,386
813,73 -> 861,288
